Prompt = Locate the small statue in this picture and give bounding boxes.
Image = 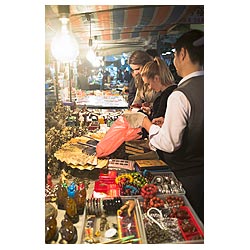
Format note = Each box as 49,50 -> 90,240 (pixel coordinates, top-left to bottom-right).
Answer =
75,182 -> 86,215
59,218 -> 78,244
57,182 -> 68,210
60,169 -> 69,185
118,200 -> 136,217
45,215 -> 58,244
65,182 -> 79,223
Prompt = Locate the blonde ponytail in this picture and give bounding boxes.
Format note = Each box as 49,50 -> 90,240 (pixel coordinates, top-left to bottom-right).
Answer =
141,57 -> 175,86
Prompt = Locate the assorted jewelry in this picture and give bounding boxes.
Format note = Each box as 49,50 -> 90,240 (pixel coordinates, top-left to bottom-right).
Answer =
150,174 -> 185,194
115,172 -> 148,196
140,194 -> 204,243
143,212 -> 183,244
83,198 -> 138,244
85,197 -> 123,216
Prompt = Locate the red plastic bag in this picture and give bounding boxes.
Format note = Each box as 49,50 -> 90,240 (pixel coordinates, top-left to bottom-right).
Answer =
96,116 -> 142,158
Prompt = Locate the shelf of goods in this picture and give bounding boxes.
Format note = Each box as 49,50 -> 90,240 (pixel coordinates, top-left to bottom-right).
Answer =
45,103 -> 203,244
45,165 -> 204,244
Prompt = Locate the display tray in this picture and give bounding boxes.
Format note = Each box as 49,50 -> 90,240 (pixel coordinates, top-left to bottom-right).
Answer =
125,140 -> 151,155
107,159 -> 135,171
145,171 -> 186,195
135,159 -> 168,171
76,95 -> 128,109
80,197 -> 147,244
117,171 -> 185,198
135,194 -> 204,244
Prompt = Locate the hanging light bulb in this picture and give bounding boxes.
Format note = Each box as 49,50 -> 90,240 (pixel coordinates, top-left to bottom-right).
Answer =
86,37 -> 98,65
51,16 -> 79,62
85,13 -> 100,67
86,48 -> 96,63
87,49 -> 101,67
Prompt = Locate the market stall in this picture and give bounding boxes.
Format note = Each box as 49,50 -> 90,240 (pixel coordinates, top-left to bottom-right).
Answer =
75,94 -> 128,109
45,102 -> 204,244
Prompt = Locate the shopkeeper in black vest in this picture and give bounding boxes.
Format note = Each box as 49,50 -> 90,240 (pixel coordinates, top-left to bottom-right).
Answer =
141,30 -> 204,222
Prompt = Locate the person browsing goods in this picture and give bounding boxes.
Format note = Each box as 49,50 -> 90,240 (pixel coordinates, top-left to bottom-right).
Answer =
140,56 -> 177,123
124,30 -> 204,222
128,50 -> 160,109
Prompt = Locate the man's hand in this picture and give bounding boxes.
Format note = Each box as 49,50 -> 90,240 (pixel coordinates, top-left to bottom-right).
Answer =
152,117 -> 164,127
123,111 -> 147,128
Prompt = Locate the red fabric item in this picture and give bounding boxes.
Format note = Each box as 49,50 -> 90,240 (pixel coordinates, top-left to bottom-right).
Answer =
96,116 -> 142,157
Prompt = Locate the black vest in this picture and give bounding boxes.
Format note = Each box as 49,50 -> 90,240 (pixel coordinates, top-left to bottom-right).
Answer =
157,75 -> 204,177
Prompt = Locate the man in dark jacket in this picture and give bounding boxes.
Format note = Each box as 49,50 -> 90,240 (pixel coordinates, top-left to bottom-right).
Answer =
128,30 -> 204,222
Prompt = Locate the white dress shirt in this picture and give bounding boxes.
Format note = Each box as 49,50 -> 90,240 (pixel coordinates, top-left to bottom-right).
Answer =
148,71 -> 204,152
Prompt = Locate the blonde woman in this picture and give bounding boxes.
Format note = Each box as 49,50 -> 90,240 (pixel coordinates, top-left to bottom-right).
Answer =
140,57 -> 177,126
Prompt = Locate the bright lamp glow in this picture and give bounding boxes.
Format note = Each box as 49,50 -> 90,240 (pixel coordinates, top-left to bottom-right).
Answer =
86,48 -> 96,63
86,48 -> 101,67
51,18 -> 79,62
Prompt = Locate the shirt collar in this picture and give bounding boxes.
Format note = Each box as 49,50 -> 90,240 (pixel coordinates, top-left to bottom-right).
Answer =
178,71 -> 204,86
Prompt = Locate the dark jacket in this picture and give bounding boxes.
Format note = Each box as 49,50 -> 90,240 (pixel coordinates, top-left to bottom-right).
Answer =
157,76 -> 204,178
151,84 -> 177,119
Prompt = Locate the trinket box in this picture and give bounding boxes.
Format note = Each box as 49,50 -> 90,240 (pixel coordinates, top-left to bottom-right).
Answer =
93,170 -> 120,198
125,140 -> 150,155
107,159 -> 135,171
136,194 -> 204,244
135,159 -> 167,171
81,197 -> 147,244
144,171 -> 186,195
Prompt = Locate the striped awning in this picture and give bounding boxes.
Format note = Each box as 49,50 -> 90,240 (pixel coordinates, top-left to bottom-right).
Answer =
45,5 -> 204,56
